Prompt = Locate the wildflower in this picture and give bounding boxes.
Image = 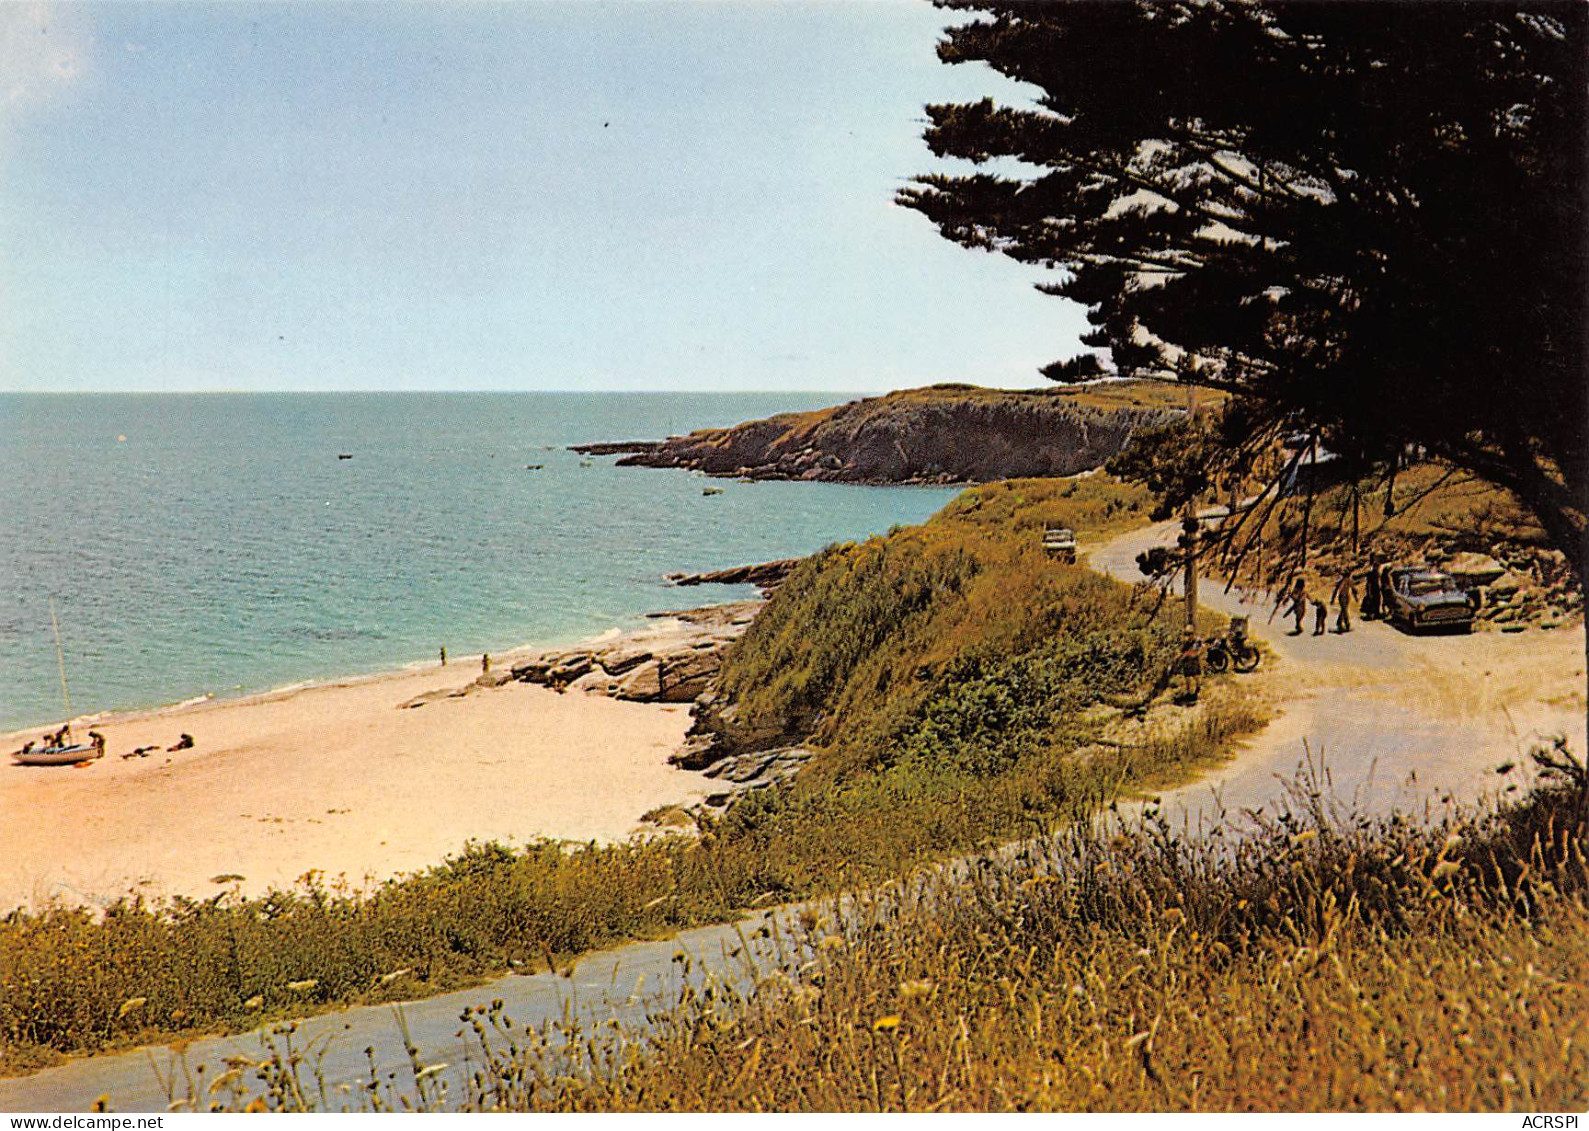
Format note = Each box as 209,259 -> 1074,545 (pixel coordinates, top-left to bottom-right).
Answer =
1290,830 -> 1318,846
117,996 -> 147,1019
243,995 -> 265,1010
872,1015 -> 902,1032
286,979 -> 319,993
898,979 -> 936,1001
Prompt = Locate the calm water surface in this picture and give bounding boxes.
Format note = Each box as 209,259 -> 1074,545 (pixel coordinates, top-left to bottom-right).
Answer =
1,393 -> 957,732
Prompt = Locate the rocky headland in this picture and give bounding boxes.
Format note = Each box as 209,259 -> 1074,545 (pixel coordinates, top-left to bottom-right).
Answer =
571,380 -> 1188,485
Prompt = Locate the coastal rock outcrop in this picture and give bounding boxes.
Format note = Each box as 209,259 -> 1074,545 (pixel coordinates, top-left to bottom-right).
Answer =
507,601 -> 759,703
664,558 -> 800,593
571,381 -> 1187,486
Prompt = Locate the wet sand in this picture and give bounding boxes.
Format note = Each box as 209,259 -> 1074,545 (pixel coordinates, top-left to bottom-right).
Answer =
0,646 -> 711,913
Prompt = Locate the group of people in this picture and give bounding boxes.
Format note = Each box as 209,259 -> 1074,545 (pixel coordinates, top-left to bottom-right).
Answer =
1276,558 -> 1387,637
16,727 -> 107,756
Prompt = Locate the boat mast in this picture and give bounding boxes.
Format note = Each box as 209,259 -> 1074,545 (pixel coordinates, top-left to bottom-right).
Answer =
50,596 -> 72,730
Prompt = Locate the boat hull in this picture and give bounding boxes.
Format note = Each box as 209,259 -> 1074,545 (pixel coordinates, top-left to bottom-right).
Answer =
12,745 -> 99,766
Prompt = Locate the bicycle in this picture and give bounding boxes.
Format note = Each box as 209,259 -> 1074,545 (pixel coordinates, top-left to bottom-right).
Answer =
1201,615 -> 1261,674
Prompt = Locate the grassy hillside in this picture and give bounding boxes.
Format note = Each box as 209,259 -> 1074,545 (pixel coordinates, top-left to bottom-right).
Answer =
2,475 -> 1260,1072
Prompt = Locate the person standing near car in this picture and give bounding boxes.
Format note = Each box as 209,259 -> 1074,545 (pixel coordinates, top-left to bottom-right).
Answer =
1332,570 -> 1357,633
1362,554 -> 1383,620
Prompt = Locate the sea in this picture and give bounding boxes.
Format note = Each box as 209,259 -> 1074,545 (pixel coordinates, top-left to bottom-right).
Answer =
1,393 -> 960,734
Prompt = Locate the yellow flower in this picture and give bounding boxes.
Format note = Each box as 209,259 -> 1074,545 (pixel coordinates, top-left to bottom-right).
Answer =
872,1015 -> 902,1032
286,979 -> 319,993
243,995 -> 265,1010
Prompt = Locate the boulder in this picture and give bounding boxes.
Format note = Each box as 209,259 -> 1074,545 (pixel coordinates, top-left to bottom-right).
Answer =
511,655 -> 563,684
593,645 -> 654,676
547,655 -> 595,687
567,668 -> 618,696
613,659 -> 664,701
1445,552 -> 1505,587
1486,571 -> 1527,597
658,650 -> 722,702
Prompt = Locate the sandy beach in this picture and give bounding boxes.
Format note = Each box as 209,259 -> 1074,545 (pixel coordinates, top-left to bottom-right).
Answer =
0,641 -> 714,913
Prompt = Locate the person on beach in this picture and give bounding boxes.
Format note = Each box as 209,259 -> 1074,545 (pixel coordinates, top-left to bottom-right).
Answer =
88,730 -> 106,757
1332,571 -> 1357,633
481,652 -> 491,674
439,646 -> 447,667
1312,598 -> 1328,636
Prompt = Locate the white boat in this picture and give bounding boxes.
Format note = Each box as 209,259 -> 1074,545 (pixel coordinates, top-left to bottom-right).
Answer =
11,599 -> 103,768
13,743 -> 99,767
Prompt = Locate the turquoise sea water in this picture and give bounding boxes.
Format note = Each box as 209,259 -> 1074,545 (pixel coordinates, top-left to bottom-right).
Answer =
1,393 -> 958,733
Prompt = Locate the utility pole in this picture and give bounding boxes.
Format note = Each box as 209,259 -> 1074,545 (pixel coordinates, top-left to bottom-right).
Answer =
1180,512 -> 1199,630
1181,383 -> 1200,630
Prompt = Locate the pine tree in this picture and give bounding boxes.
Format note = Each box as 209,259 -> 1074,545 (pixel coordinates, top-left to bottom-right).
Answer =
899,0 -> 1588,581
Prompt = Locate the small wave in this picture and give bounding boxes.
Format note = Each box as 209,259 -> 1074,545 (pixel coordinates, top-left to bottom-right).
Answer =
171,693 -> 216,710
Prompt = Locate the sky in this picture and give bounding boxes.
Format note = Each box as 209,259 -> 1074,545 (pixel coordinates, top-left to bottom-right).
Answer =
0,1 -> 1087,394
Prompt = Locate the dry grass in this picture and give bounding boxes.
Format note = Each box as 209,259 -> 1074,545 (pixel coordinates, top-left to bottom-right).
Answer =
248,744 -> 1582,1114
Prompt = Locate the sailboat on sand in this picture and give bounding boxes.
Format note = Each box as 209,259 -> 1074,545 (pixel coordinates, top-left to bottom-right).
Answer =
11,598 -> 103,767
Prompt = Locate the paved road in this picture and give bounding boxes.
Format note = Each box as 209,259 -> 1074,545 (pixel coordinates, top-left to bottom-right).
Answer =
6,518 -> 1582,1112
0,911 -> 800,1113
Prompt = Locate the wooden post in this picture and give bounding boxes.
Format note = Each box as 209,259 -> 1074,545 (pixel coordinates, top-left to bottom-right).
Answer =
1181,510 -> 1199,629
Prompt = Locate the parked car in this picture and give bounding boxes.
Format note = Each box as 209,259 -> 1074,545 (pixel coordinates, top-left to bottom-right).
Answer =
1382,566 -> 1477,632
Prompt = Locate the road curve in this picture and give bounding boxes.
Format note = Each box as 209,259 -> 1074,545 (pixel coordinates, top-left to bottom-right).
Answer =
1090,518 -> 1585,832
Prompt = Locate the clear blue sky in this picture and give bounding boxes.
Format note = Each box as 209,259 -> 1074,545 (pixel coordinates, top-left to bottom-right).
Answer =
0,1 -> 1084,393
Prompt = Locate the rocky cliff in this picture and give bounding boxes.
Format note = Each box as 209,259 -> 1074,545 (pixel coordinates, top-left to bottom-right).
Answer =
572,381 -> 1189,485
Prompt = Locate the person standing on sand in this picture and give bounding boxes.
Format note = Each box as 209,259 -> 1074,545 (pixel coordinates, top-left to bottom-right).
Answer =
481,652 -> 491,674
1312,598 -> 1328,636
439,646 -> 447,667
1332,570 -> 1357,633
